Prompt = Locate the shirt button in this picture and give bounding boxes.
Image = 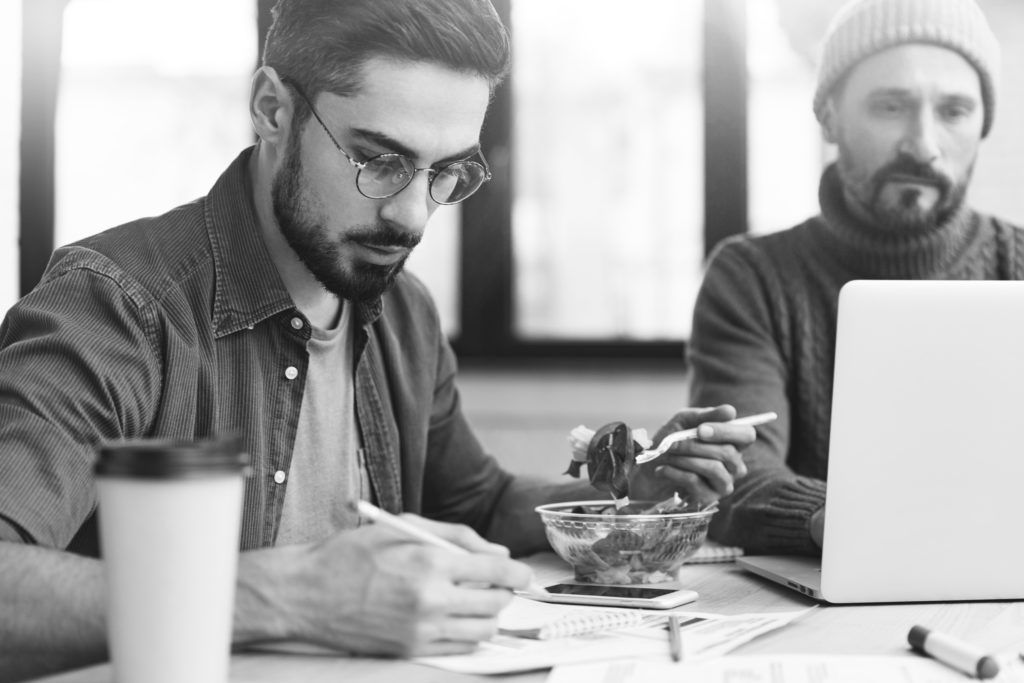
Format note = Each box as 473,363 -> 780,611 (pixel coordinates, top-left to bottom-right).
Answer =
284,366 -> 299,380
290,317 -> 303,330
274,470 -> 286,484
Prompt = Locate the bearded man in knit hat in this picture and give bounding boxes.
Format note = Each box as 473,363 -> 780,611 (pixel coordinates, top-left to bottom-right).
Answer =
677,0 -> 1024,554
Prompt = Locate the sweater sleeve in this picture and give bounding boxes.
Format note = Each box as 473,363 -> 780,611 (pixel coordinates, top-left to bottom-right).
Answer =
688,239 -> 824,555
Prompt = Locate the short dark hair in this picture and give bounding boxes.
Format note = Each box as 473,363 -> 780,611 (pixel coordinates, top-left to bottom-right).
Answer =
263,0 -> 510,114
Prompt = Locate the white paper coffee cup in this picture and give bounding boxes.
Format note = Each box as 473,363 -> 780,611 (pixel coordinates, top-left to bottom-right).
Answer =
95,437 -> 248,683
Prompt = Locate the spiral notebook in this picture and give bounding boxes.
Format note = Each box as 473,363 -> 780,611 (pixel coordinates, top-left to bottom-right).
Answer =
499,609 -> 650,640
417,597 -> 811,675
688,540 -> 744,564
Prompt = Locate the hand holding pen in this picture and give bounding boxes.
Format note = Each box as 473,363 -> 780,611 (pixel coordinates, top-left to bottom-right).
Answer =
355,501 -> 549,596
251,500 -> 537,658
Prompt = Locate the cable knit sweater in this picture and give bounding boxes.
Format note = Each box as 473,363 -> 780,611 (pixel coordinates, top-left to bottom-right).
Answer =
689,164 -> 1024,555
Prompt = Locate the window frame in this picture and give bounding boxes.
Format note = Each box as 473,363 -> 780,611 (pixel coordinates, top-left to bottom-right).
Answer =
452,0 -> 748,359
20,0 -> 749,362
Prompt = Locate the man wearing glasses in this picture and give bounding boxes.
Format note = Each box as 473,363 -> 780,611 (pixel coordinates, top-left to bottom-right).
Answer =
0,0 -> 755,679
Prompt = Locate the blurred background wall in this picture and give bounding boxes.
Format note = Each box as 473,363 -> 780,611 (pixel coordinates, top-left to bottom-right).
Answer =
5,0 -> 1024,473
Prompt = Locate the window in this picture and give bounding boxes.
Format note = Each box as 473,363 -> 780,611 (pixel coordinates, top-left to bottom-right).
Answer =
970,0 -> 1024,222
747,0 -> 825,235
1,2 -> 20,312
511,0 -> 704,341
56,0 -> 255,246
406,207 -> 460,337
54,0 -> 462,336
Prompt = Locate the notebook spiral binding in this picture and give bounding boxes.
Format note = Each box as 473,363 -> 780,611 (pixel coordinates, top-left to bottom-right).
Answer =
502,610 -> 649,640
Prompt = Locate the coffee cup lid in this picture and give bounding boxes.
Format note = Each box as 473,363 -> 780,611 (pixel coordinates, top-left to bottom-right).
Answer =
95,436 -> 249,479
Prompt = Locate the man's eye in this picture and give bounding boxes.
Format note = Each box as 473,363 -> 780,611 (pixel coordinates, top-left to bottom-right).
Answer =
939,104 -> 973,122
871,100 -> 905,115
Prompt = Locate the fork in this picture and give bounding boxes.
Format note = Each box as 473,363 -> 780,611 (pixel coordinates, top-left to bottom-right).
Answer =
634,411 -> 778,464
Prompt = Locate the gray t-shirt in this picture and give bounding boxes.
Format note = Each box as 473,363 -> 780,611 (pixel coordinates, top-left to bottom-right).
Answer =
277,303 -> 372,546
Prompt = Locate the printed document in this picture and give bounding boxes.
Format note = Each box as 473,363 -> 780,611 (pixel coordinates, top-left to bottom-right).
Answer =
546,653 -> 1024,683
413,597 -> 811,675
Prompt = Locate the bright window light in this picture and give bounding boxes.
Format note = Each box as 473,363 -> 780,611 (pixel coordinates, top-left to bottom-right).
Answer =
0,1 -> 21,311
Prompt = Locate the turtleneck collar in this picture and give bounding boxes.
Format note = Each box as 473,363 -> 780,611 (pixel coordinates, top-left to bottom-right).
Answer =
816,163 -> 980,279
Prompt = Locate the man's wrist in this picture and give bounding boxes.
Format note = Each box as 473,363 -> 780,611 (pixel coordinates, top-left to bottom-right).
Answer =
233,545 -> 307,644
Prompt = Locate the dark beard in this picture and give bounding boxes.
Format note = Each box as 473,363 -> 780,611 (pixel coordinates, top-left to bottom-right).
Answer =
271,135 -> 418,302
842,152 -> 970,232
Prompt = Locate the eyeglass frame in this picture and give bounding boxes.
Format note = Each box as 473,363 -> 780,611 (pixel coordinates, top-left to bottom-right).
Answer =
283,79 -> 493,205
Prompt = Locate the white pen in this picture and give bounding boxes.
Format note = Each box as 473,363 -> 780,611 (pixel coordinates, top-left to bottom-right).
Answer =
636,411 -> 778,464
354,500 -> 549,595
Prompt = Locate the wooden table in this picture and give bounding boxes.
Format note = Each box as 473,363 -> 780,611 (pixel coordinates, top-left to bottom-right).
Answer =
32,553 -> 1024,682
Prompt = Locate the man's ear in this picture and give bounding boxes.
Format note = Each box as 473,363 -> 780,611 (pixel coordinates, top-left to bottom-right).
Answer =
250,66 -> 294,147
820,97 -> 840,144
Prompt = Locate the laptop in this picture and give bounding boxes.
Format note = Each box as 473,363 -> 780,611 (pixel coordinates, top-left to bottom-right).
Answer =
737,280 -> 1024,603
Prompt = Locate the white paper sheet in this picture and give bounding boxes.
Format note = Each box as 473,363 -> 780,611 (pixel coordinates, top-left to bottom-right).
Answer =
412,598 -> 812,675
545,653 -> 1024,683
246,598 -> 814,675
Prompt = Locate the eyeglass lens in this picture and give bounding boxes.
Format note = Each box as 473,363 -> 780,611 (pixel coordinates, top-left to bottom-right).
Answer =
358,155 -> 487,204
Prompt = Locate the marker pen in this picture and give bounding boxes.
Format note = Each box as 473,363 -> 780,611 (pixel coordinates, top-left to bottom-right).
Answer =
907,624 -> 1000,680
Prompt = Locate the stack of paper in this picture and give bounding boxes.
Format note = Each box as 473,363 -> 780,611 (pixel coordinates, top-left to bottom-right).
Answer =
413,597 -> 811,675
546,653 -> 1024,683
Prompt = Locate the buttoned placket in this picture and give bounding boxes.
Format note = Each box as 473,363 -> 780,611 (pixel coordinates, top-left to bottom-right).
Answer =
263,310 -> 313,544
352,311 -> 403,514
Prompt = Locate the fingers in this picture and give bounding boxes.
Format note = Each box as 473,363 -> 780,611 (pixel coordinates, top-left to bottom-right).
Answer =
637,403 -> 765,506
693,420 -> 758,451
656,404 -> 737,436
651,436 -> 748,498
651,403 -> 757,474
362,516 -> 533,591
442,582 -> 518,617
651,463 -> 720,505
378,556 -> 521,656
667,439 -> 748,479
412,634 -> 489,657
656,452 -> 736,496
400,514 -> 511,557
292,526 -> 529,658
446,549 -> 534,593
401,614 -> 501,656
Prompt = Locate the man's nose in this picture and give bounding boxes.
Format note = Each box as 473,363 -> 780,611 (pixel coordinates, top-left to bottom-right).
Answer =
378,172 -> 433,237
897,110 -> 941,165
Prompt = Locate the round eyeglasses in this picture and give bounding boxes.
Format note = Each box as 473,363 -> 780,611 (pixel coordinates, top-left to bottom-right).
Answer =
289,82 -> 492,205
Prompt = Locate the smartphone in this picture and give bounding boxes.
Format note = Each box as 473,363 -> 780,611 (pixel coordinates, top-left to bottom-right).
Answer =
529,583 -> 698,609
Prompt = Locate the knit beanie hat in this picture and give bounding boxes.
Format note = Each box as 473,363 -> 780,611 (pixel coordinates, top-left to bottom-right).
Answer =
812,0 -> 1000,137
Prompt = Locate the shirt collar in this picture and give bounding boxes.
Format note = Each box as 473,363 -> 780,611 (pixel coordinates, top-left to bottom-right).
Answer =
206,146 -> 384,337
206,147 -> 294,338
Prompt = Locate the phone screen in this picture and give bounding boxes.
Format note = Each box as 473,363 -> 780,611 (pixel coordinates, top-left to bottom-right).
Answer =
544,584 -> 678,599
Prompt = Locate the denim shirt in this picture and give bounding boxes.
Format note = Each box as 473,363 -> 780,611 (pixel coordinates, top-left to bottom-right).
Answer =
0,147 -> 513,554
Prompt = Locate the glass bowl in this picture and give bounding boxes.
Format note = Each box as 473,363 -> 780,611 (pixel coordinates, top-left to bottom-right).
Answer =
536,500 -> 714,584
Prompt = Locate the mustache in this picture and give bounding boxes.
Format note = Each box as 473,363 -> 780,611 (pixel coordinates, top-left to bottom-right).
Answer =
345,224 -> 421,250
872,155 -> 952,194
